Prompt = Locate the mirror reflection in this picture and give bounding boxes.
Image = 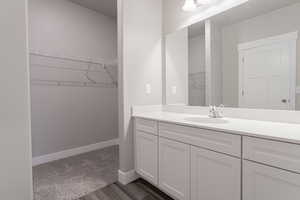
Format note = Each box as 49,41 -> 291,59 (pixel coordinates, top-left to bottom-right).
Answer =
188,23 -> 206,106
165,0 -> 300,110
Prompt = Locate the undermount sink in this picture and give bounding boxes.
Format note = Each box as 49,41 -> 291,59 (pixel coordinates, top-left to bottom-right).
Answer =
184,117 -> 229,124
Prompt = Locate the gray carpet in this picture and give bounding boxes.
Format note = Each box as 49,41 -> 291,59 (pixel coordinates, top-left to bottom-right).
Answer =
33,145 -> 119,200
77,179 -> 174,200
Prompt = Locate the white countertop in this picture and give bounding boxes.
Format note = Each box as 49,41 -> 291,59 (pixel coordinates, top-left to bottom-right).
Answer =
133,111 -> 300,144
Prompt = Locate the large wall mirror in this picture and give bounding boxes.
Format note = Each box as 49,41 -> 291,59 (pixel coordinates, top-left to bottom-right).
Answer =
164,0 -> 300,111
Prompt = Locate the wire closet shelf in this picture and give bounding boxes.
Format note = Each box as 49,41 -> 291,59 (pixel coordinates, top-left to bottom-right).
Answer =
30,52 -> 118,88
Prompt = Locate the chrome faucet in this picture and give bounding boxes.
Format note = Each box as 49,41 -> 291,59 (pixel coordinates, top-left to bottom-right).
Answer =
209,105 -> 224,118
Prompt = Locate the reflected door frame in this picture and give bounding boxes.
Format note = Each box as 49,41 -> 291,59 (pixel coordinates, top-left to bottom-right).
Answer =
238,32 -> 298,110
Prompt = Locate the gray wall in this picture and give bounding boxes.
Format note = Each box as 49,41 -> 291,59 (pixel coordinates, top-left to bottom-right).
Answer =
222,3 -> 300,109
118,0 -> 162,172
209,21 -> 223,106
189,35 -> 206,74
165,28 -> 189,105
29,0 -> 118,157
0,0 -> 33,199
188,34 -> 206,106
29,0 -> 117,62
31,86 -> 118,157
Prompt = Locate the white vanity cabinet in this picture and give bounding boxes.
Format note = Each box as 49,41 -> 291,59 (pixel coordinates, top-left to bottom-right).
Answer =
158,122 -> 241,200
191,146 -> 241,200
159,137 -> 190,200
243,136 -> 300,200
134,117 -> 300,200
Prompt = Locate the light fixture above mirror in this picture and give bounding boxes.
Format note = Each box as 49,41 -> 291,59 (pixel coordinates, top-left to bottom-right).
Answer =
196,0 -> 213,5
182,0 -> 213,11
182,0 -> 198,11
182,0 -> 233,12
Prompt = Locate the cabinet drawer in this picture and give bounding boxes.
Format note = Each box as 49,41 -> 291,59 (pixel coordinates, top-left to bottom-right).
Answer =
135,118 -> 158,135
243,137 -> 300,173
159,122 -> 241,157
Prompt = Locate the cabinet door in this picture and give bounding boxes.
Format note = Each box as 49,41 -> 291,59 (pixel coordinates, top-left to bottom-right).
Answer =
135,131 -> 158,185
243,160 -> 300,200
159,138 -> 190,200
191,146 -> 241,200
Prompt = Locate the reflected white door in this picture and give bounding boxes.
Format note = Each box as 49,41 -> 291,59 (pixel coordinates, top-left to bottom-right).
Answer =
238,32 -> 297,110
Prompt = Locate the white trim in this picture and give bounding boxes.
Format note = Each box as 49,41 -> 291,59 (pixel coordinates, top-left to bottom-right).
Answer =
290,40 -> 297,109
238,32 -> 298,50
238,32 -> 298,110
32,139 -> 119,166
205,20 -> 212,106
118,169 -> 139,185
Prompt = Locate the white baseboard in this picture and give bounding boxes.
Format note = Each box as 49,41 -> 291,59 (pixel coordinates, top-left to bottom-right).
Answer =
32,138 -> 119,166
118,169 -> 139,185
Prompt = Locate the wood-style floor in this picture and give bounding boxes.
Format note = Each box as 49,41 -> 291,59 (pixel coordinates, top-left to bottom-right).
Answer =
77,179 -> 174,200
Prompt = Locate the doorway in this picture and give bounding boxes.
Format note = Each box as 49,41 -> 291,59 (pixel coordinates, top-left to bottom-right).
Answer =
238,32 -> 297,110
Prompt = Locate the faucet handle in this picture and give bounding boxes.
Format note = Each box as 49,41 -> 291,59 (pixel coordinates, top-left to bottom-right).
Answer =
209,105 -> 216,118
209,104 -> 224,118
209,105 -> 216,113
217,104 -> 224,118
219,104 -> 225,108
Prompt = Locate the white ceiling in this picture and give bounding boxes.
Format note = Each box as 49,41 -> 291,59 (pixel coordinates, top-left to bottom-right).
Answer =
189,0 -> 300,37
70,0 -> 117,18
212,0 -> 300,26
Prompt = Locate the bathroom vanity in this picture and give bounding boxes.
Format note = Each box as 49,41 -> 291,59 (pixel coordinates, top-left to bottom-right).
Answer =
133,3 -> 300,199
133,111 -> 300,200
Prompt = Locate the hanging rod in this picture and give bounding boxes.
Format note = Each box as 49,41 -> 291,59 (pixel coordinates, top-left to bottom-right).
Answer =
30,63 -> 105,73
31,79 -> 116,88
189,71 -> 206,75
30,63 -> 117,87
103,65 -> 117,87
29,52 -> 118,88
30,52 -> 106,66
